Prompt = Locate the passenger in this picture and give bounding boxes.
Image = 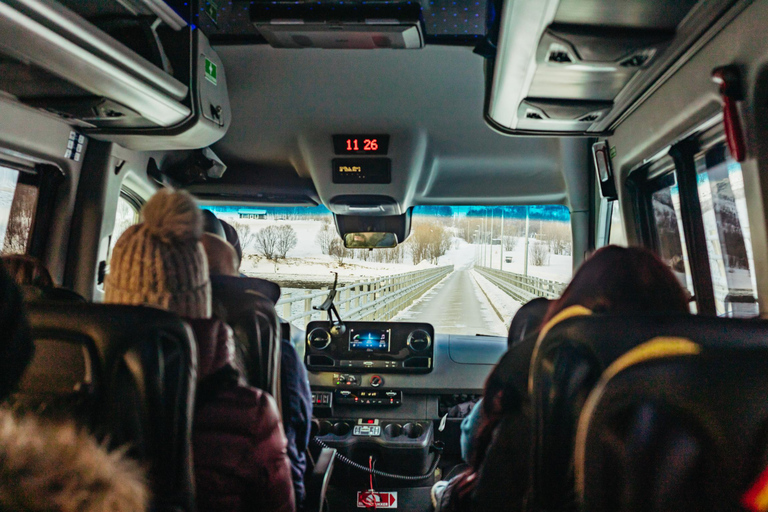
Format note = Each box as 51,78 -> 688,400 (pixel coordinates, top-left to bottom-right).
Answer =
1,254 -> 86,303
1,254 -> 54,288
459,297 -> 551,463
105,189 -> 295,512
201,214 -> 312,509
435,245 -> 690,511
0,264 -> 34,402
0,409 -> 148,512
219,218 -> 244,268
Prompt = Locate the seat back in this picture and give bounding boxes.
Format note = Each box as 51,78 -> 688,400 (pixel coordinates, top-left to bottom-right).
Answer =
210,275 -> 282,405
576,341 -> 768,512
529,312 -> 768,512
17,303 -> 198,512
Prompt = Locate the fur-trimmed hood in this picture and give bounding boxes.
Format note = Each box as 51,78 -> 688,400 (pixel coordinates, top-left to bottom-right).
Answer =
0,409 -> 148,512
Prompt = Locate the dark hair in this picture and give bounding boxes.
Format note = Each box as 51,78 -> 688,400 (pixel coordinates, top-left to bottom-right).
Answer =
1,254 -> 54,288
0,264 -> 34,401
449,245 -> 690,509
541,245 -> 689,325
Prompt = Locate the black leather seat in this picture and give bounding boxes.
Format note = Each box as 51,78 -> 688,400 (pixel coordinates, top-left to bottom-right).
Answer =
529,311 -> 768,512
16,303 -> 198,512
210,274 -> 282,406
576,341 -> 768,512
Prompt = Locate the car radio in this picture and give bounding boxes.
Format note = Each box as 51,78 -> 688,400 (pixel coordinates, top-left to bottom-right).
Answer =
305,321 -> 434,373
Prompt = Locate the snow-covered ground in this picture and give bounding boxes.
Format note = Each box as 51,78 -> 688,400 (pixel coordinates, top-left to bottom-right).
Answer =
471,270 -> 523,327
473,240 -> 572,283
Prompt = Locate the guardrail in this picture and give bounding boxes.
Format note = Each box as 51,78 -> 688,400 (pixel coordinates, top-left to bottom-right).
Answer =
276,265 -> 454,327
474,266 -> 566,303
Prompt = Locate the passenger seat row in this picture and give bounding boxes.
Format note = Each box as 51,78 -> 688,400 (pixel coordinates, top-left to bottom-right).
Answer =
484,303 -> 768,512
5,256 -> 290,512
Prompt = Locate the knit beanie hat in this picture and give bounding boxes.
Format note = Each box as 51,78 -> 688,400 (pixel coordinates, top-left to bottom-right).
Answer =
105,188 -> 211,319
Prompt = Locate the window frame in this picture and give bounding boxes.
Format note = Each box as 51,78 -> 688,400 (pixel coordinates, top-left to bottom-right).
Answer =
627,121 -> 751,316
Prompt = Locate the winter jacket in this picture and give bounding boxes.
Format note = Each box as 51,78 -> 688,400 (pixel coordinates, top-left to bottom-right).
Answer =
189,318 -> 296,512
280,339 -> 312,506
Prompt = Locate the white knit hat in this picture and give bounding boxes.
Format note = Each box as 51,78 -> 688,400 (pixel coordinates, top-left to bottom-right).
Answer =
105,188 -> 211,319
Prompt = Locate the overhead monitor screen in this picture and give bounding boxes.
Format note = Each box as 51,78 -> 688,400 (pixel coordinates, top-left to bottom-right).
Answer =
349,329 -> 391,352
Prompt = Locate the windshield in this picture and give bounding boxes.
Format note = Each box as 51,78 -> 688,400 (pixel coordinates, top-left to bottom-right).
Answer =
202,205 -> 572,337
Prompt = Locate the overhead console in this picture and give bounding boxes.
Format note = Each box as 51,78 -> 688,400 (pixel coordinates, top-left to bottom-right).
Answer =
0,0 -> 230,150
305,321 -> 434,373
486,0 -> 736,135
251,1 -> 424,50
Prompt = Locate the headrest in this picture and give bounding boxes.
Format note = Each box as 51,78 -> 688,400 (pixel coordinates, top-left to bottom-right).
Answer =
210,274 -> 281,305
508,297 -> 550,347
201,209 -> 226,239
576,343 -> 768,512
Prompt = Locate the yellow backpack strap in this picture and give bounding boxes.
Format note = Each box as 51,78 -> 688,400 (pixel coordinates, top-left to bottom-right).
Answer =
602,337 -> 701,381
529,305 -> 592,393
536,305 -> 593,344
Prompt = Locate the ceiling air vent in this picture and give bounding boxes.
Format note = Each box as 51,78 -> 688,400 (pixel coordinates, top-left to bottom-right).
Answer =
620,49 -> 656,68
547,43 -> 573,64
578,113 -> 600,122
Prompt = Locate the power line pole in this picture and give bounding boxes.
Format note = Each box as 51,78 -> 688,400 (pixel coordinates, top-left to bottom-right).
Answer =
499,208 -> 504,271
489,208 -> 494,268
524,205 -> 530,276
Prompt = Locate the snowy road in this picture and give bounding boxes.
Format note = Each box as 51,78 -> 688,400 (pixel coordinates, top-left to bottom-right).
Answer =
393,268 -> 508,337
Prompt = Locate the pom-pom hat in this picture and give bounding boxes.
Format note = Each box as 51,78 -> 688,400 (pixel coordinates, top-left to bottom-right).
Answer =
105,188 -> 212,319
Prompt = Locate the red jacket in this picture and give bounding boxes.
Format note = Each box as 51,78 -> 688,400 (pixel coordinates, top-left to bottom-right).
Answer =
189,318 -> 295,512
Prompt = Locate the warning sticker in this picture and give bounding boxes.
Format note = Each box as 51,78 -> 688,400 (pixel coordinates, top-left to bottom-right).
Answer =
357,491 -> 397,508
204,58 -> 217,86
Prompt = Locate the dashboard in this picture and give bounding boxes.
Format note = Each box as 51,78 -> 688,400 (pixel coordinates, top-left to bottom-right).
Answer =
304,320 -> 506,484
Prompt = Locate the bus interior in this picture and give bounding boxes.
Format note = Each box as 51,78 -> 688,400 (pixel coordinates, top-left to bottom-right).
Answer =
0,0 -> 766,511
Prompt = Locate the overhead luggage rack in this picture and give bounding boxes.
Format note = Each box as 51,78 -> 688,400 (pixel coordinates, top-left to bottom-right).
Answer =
0,0 -> 231,150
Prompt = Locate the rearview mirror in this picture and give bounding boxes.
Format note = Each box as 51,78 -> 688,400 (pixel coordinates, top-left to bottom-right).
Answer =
343,232 -> 398,249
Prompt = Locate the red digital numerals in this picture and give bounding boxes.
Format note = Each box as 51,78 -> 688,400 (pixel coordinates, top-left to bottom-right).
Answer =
346,139 -> 379,152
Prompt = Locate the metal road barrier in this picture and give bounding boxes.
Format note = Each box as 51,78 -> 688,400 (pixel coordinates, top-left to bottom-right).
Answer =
474,266 -> 566,303
277,265 -> 454,327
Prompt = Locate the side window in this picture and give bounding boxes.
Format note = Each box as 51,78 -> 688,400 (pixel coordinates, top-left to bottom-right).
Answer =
109,193 -> 140,255
695,144 -> 758,317
649,172 -> 695,299
0,165 -> 39,256
608,201 -> 627,246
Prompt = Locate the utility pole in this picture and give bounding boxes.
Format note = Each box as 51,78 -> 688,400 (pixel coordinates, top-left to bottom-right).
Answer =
524,205 -> 530,276
489,208 -> 494,268
499,208 -> 505,271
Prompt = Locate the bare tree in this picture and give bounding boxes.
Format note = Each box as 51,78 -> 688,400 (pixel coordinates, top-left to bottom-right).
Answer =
2,184 -> 36,255
276,224 -> 298,259
503,235 -> 518,252
328,237 -> 349,265
254,225 -> 280,260
231,221 -> 258,253
315,220 -> 336,255
408,221 -> 452,265
529,239 -> 551,266
540,221 -> 572,256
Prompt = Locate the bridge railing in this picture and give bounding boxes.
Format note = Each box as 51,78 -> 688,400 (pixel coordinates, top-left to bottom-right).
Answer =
276,265 -> 454,327
474,266 -> 567,303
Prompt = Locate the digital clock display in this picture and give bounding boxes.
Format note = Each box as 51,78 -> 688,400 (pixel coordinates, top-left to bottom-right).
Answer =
333,134 -> 389,155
